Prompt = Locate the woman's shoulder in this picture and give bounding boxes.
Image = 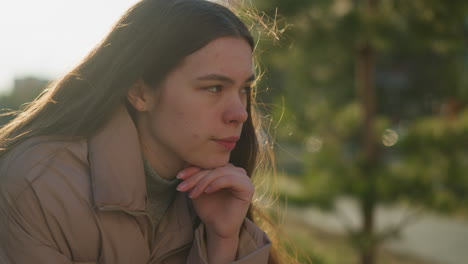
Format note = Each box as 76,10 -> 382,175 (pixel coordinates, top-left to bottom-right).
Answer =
0,136 -> 90,201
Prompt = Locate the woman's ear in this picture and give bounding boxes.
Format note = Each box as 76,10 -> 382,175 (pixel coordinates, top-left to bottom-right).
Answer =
127,79 -> 153,112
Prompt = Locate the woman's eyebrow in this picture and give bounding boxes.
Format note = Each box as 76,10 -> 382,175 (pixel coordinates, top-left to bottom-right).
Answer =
196,73 -> 256,84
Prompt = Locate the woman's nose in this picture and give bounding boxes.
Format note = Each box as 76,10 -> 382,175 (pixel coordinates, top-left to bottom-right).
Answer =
223,96 -> 248,125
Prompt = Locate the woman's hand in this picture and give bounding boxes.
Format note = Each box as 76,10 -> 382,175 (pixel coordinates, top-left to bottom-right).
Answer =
176,164 -> 254,239
176,164 -> 254,263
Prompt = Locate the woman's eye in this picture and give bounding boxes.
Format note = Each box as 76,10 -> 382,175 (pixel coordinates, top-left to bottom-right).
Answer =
206,85 -> 222,93
241,86 -> 251,94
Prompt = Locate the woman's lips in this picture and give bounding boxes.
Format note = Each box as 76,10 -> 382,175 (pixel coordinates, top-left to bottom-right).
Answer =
214,136 -> 239,150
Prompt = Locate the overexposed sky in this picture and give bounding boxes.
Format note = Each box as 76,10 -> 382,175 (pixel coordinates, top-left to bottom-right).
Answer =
0,0 -> 140,93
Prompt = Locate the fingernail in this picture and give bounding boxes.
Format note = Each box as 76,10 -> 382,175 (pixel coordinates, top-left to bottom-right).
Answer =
177,182 -> 187,191
204,186 -> 212,193
176,172 -> 185,179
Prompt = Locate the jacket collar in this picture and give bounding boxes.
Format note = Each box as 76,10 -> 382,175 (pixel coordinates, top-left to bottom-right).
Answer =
88,105 -> 200,260
151,192 -> 199,261
88,105 -> 147,212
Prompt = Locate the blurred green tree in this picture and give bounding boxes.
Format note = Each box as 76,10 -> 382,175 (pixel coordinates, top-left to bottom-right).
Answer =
0,77 -> 48,125
253,0 -> 468,263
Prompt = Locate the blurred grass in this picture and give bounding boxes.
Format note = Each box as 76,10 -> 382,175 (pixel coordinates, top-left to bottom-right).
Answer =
267,172 -> 438,264
279,209 -> 437,264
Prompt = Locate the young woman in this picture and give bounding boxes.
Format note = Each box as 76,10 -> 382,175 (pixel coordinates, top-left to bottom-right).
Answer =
0,0 -> 278,263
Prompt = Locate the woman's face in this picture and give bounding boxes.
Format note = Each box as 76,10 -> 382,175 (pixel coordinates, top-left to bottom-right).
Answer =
138,37 -> 254,176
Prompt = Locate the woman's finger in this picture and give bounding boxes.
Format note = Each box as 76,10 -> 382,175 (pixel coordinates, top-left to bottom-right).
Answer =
190,166 -> 252,199
176,166 -> 202,180
176,169 -> 210,192
225,163 -> 247,175
203,175 -> 254,202
188,168 -> 231,198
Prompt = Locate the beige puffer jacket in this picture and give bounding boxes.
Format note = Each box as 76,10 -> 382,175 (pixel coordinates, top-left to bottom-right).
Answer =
0,106 -> 271,264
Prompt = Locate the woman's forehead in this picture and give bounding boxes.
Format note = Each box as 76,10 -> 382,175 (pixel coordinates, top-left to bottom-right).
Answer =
176,37 -> 254,80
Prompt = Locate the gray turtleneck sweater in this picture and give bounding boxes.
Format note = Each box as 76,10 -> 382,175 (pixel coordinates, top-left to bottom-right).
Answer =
143,158 -> 180,228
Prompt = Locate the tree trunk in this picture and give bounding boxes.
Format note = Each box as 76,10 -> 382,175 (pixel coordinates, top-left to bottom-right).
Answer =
360,180 -> 377,264
356,39 -> 378,264
356,0 -> 378,263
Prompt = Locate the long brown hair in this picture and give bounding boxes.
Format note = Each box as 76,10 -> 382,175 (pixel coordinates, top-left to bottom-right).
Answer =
0,0 -> 285,263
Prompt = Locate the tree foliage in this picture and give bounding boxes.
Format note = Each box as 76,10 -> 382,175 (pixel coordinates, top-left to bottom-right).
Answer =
253,0 -> 468,262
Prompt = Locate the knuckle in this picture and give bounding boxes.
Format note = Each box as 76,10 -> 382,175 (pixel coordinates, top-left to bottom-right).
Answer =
185,173 -> 204,187
210,180 -> 221,189
185,174 -> 199,184
214,167 -> 230,176
238,167 -> 247,175
245,181 -> 255,193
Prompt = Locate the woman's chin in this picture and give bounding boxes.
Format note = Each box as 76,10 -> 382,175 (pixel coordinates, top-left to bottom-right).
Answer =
189,156 -> 230,170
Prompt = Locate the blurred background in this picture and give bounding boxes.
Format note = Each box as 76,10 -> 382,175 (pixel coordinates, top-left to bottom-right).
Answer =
1,0 -> 467,264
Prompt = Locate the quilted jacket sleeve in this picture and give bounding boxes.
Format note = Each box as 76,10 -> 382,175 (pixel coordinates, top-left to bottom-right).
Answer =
0,187 -> 73,264
186,218 -> 271,263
